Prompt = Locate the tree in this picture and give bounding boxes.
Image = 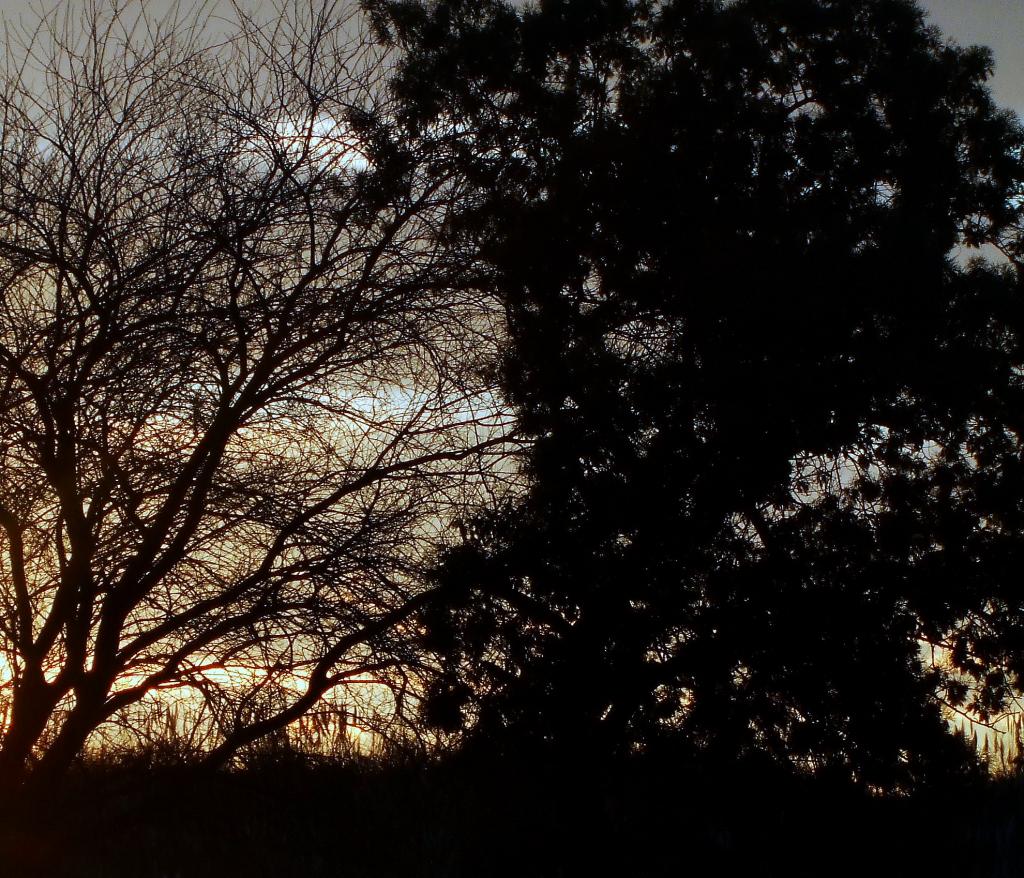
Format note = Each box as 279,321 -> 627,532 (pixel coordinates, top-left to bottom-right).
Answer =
0,0 -> 508,795
373,0 -> 1024,787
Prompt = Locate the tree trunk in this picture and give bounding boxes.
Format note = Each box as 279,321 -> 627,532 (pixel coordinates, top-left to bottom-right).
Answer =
0,672 -> 59,798
26,711 -> 97,798
21,676 -> 112,800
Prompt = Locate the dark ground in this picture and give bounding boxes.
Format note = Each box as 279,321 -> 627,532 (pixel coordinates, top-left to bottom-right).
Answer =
1,752 -> 1021,878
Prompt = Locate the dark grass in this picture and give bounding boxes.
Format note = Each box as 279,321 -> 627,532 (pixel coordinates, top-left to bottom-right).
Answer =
2,751 -> 1023,877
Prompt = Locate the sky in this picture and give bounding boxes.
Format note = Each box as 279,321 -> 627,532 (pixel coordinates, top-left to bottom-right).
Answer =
918,0 -> 1024,114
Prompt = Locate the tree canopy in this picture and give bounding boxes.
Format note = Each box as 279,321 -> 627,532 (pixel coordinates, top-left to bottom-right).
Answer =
1,0 -> 1023,797
371,0 -> 1024,787
0,0 -> 509,794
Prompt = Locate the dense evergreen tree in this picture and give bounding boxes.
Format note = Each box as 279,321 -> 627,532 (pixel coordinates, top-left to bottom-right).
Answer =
370,0 -> 1024,787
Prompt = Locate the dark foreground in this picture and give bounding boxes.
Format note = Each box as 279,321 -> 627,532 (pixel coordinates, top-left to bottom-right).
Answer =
1,752 -> 1021,878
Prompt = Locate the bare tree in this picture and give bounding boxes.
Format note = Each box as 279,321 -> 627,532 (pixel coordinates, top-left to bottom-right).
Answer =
0,0 -> 508,793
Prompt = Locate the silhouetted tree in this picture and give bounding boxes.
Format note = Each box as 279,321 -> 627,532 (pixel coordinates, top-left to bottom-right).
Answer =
0,0 -> 510,796
372,0 -> 1024,787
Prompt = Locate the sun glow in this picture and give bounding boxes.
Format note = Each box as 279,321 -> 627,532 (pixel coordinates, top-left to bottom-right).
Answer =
272,114 -> 370,172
